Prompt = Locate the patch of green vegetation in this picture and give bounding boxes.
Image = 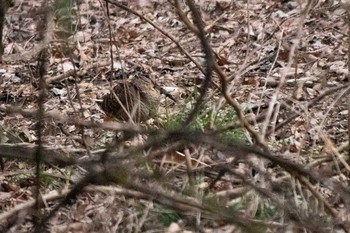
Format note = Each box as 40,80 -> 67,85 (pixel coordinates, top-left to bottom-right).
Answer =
8,167 -> 70,190
53,0 -> 76,35
226,191 -> 278,219
40,171 -> 68,189
255,201 -> 276,220
202,193 -> 276,232
202,193 -> 225,211
163,92 -> 246,142
155,205 -> 182,226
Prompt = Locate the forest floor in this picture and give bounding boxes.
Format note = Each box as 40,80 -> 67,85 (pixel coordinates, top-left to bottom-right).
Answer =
1,0 -> 350,232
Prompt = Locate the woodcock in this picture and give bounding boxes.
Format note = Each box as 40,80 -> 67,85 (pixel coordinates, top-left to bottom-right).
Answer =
98,68 -> 160,122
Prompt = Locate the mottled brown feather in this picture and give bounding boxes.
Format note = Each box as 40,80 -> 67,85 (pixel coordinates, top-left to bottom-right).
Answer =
99,75 -> 160,122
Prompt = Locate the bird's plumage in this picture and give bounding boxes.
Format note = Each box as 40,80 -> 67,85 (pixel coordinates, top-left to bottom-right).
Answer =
98,69 -> 160,122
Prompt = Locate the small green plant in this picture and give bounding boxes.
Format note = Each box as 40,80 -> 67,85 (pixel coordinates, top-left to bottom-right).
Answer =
8,166 -> 70,190
163,92 -> 246,142
255,201 -> 276,220
40,168 -> 70,189
155,205 -> 182,226
54,0 -> 76,35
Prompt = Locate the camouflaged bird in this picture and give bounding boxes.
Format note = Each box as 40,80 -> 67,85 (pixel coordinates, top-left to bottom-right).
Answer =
98,67 -> 160,122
